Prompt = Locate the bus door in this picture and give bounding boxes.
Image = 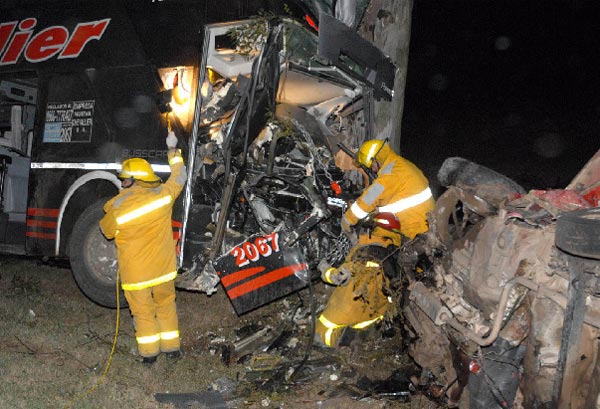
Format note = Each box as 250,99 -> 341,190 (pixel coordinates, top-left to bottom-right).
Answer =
0,76 -> 37,253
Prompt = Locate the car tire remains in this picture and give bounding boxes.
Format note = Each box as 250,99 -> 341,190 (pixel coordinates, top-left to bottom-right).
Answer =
555,208 -> 600,260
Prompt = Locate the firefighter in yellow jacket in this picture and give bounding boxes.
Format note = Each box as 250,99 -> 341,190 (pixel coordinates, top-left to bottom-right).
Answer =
316,139 -> 434,348
99,130 -> 186,365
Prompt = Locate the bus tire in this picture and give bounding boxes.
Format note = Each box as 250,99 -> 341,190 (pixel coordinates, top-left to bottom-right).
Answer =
555,208 -> 600,260
69,199 -> 127,308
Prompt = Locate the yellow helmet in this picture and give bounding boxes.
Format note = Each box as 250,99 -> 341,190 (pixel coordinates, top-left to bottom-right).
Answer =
356,139 -> 386,168
119,158 -> 160,182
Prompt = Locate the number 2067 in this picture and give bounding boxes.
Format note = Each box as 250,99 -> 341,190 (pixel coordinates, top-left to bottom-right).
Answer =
230,232 -> 280,267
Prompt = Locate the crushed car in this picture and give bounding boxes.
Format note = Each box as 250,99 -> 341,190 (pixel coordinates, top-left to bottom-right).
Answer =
391,150 -> 600,408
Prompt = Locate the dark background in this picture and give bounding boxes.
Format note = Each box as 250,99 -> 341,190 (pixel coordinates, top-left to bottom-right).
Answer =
401,0 -> 600,196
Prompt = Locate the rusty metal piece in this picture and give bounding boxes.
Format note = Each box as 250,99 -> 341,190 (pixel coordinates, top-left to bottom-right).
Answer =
553,255 -> 590,408
430,186 -> 496,247
499,301 -> 531,345
446,349 -> 470,406
443,278 -> 526,347
404,304 -> 457,387
249,353 -> 282,371
429,383 -> 445,399
409,282 -> 452,326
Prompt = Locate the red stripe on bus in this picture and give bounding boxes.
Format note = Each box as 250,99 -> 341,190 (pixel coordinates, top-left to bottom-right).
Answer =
172,220 -> 182,228
27,208 -> 59,217
220,266 -> 266,288
227,263 -> 307,300
26,231 -> 57,240
27,220 -> 58,228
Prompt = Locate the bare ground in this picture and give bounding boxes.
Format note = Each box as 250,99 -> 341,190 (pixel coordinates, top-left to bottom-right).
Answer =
0,255 -> 440,409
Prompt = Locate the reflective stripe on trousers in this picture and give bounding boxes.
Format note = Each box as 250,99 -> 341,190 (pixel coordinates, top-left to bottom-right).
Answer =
318,314 -> 344,347
137,330 -> 180,346
318,314 -> 384,346
122,271 -> 177,291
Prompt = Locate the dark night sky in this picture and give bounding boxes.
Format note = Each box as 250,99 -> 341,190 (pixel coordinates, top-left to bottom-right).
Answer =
401,0 -> 600,195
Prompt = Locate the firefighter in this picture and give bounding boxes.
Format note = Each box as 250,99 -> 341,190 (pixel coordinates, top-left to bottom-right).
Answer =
99,131 -> 186,366
315,139 -> 434,348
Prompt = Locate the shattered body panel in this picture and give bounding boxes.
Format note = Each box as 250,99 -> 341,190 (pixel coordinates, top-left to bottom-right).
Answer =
397,151 -> 600,408
177,16 -> 390,312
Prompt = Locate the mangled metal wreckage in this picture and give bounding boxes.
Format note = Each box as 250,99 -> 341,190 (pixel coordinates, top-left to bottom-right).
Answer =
176,13 -> 395,315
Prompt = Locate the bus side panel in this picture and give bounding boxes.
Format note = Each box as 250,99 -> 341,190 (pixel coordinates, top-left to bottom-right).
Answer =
26,64 -> 175,256
32,67 -> 169,164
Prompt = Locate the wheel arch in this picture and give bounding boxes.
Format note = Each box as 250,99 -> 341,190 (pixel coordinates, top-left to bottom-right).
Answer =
56,171 -> 120,256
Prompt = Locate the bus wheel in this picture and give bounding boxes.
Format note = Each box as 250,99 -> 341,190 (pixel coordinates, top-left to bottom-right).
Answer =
69,199 -> 127,308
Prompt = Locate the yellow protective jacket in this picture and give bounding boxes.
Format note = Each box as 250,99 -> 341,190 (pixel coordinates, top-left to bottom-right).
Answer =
99,150 -> 187,291
343,146 -> 434,245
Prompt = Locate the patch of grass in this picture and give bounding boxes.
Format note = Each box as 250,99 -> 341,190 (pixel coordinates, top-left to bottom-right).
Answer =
8,273 -> 41,297
0,257 -> 435,409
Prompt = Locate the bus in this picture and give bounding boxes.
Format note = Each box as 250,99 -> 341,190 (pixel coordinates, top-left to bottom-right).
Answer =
0,0 -> 394,309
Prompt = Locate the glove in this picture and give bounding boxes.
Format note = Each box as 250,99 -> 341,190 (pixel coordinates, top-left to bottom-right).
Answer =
320,262 -> 351,286
166,130 -> 178,149
341,215 -> 352,235
345,169 -> 365,188
328,266 -> 351,286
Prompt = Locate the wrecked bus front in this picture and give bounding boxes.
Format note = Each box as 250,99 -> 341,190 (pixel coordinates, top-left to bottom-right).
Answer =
173,9 -> 399,312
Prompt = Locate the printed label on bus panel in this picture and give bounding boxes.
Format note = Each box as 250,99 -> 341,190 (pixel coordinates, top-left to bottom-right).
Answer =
43,100 -> 94,142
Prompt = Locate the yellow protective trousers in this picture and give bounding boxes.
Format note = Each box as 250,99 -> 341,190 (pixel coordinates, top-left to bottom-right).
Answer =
124,280 -> 180,357
315,261 -> 391,348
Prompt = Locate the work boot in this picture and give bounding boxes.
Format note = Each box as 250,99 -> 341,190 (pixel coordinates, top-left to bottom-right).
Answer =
165,350 -> 183,361
142,355 -> 158,367
338,327 -> 357,347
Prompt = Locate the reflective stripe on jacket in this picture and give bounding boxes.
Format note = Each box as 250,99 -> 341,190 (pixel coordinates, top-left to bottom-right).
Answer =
343,151 -> 434,240
100,150 -> 187,290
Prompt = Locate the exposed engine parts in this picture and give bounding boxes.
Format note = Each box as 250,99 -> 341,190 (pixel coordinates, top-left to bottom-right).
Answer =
393,157 -> 600,408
